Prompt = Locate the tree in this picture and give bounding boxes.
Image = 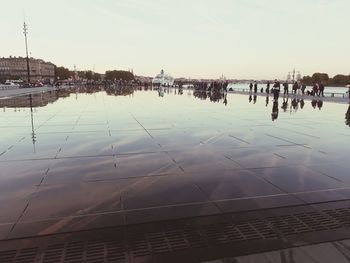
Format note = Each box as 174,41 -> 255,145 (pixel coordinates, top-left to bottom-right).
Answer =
105,70 -> 134,81
303,73 -> 350,86
330,74 -> 350,86
302,75 -> 313,85
92,73 -> 101,81
54,66 -> 73,80
311,73 -> 329,84
85,70 -> 93,80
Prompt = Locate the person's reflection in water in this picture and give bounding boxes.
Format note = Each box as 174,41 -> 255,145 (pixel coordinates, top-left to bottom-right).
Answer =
300,99 -> 305,109
291,98 -> 298,111
345,104 -> 350,127
281,97 -> 288,112
265,95 -> 269,107
271,99 -> 279,121
253,94 -> 257,104
317,100 -> 323,110
311,99 -> 317,109
223,93 -> 227,106
249,94 -> 252,103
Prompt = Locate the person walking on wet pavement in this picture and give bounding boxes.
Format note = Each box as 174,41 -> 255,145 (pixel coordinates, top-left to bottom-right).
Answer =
318,82 -> 325,97
283,82 -> 289,95
292,81 -> 299,95
249,82 -> 253,92
301,82 -> 306,95
254,81 -> 258,93
273,79 -> 280,100
312,83 -> 319,96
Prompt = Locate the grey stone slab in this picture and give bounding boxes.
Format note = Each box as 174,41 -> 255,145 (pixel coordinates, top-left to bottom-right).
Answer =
0,159 -> 53,201
120,175 -> 209,210
294,189 -> 350,204
125,203 -> 220,225
0,224 -> 12,240
56,132 -> 115,157
189,169 -> 282,201
20,181 -> 122,221
253,166 -> 345,193
44,156 -> 117,184
112,130 -> 161,154
115,152 -> 182,178
299,242 -> 350,263
216,194 -> 303,213
8,212 -> 124,240
306,163 -> 350,184
168,148 -> 241,173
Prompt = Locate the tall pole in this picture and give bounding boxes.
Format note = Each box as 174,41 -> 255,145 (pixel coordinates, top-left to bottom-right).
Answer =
23,22 -> 30,84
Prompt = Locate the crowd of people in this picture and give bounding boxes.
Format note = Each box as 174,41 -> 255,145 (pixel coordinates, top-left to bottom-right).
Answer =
248,80 -> 328,98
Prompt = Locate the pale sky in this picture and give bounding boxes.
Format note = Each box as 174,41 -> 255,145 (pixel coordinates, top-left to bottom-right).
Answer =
1,0 -> 349,79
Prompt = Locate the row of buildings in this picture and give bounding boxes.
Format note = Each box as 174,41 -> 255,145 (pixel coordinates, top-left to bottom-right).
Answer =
0,56 -> 55,83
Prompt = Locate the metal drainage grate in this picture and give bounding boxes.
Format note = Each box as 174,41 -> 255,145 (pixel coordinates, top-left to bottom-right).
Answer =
0,248 -> 38,263
1,206 -> 350,262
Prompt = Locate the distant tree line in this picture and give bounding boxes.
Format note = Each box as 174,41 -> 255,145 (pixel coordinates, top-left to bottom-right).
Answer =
302,73 -> 350,86
105,70 -> 134,81
54,66 -> 134,81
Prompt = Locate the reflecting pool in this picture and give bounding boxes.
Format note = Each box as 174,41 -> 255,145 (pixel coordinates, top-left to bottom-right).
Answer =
0,86 -> 349,240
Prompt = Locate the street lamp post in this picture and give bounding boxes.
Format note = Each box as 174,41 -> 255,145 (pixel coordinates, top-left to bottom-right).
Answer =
23,22 -> 30,84
287,68 -> 301,83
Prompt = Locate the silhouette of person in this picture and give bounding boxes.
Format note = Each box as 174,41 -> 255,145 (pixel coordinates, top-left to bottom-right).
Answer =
346,104 -> 350,127
293,81 -> 299,95
300,99 -> 305,109
249,94 -> 252,103
265,95 -> 269,107
283,82 -> 289,95
272,100 -> 279,121
319,82 -> 325,97
301,83 -> 306,95
317,100 -> 323,110
253,94 -> 257,104
312,83 -> 319,96
273,80 -> 280,100
266,81 -> 270,94
254,81 -> 258,93
249,82 -> 253,92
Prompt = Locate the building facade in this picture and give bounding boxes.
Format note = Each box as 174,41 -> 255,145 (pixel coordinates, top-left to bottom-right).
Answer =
0,57 -> 55,83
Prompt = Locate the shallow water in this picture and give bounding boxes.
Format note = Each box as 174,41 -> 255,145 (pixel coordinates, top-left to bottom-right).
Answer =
0,86 -> 349,239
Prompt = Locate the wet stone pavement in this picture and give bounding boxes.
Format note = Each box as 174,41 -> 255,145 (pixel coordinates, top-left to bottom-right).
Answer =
0,87 -> 350,262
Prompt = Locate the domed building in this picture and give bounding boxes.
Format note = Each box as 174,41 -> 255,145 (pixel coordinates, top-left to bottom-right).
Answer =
152,69 -> 174,87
